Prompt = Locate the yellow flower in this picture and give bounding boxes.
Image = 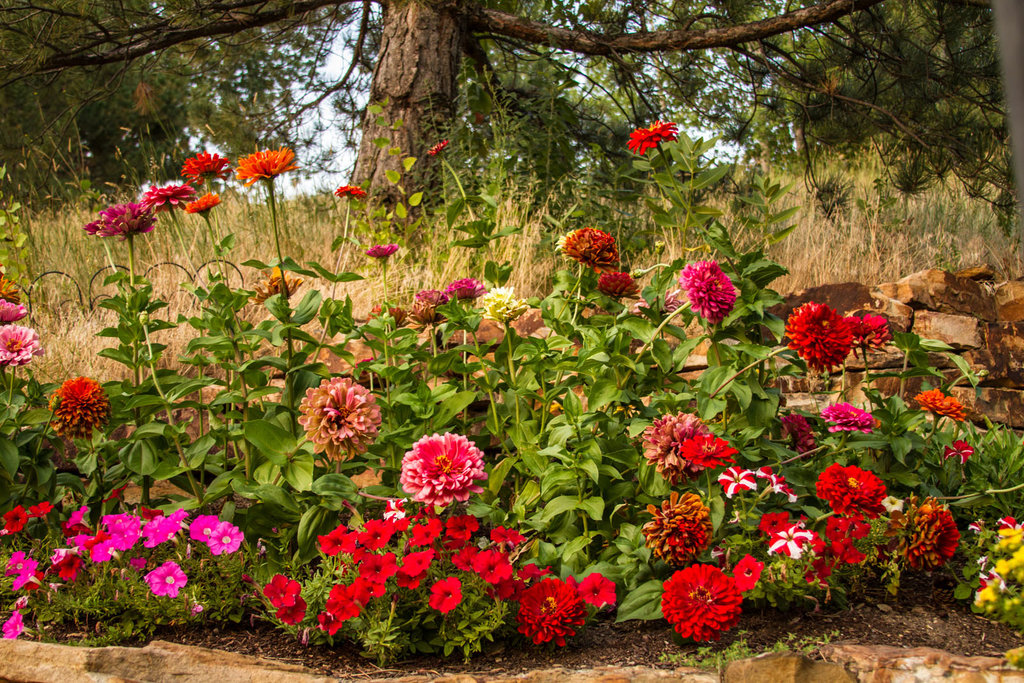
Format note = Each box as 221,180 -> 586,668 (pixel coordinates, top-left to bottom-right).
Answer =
480,287 -> 528,324
976,585 -> 999,605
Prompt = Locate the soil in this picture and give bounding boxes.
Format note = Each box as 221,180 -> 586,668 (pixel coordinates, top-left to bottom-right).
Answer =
137,572 -> 1024,679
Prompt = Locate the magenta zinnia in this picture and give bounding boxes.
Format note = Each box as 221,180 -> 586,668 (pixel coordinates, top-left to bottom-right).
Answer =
365,243 -> 399,260
678,260 -> 736,325
84,203 -> 157,241
641,412 -> 711,484
820,402 -> 874,433
298,377 -> 382,461
141,183 -> 196,213
0,300 -> 27,325
399,432 -> 487,508
0,325 -> 43,367
444,278 -> 487,301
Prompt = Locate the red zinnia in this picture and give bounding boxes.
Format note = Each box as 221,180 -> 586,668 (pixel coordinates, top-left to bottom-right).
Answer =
429,577 -> 463,614
678,435 -> 737,470
236,148 -> 299,186
427,140 -> 449,156
334,185 -> 367,199
627,120 -> 679,155
561,228 -> 619,272
49,377 -> 111,439
785,302 -> 854,373
893,496 -> 961,570
815,463 -> 886,518
181,151 -> 232,183
184,192 -> 221,215
516,578 -> 587,646
847,314 -> 892,356
661,564 -> 742,642
596,271 -> 640,298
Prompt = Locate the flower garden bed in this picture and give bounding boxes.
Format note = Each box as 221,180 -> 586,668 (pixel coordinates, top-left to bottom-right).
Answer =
1,121 -> 1023,677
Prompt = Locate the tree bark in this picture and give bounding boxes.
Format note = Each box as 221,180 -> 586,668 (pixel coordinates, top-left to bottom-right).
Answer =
352,0 -> 463,195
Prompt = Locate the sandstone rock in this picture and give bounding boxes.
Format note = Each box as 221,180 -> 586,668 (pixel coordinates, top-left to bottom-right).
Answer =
820,644 -> 1024,683
771,282 -> 913,331
954,263 -> 998,281
995,280 -> 1024,322
912,311 -> 982,350
950,386 -> 1024,428
724,653 -> 854,683
964,322 -> 1024,388
0,638 -> 332,683
876,268 -> 997,321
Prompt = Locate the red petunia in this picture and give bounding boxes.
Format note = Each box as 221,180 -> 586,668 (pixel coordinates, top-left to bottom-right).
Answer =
471,549 -> 513,585
516,578 -> 587,646
359,552 -> 397,584
277,596 -> 307,625
451,545 -> 479,571
816,463 -> 886,518
731,555 -> 763,592
758,512 -> 791,538
409,518 -> 443,547
429,577 -> 463,614
28,502 -> 53,518
444,515 -> 479,548
3,507 -> 27,534
576,573 -> 616,608
490,526 -> 527,548
263,574 -> 301,608
319,527 -> 357,556
661,564 -> 742,642
396,549 -> 434,589
50,552 -> 82,581
627,120 -> 679,155
325,583 -> 362,620
678,435 -> 737,470
785,302 -> 854,373
359,519 -> 396,551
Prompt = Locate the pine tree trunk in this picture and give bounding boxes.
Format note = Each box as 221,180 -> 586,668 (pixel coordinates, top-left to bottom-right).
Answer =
352,0 -> 463,197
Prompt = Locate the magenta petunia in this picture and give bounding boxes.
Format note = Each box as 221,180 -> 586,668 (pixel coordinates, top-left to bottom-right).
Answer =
0,300 -> 27,324
677,260 -> 736,325
400,432 -> 488,508
2,610 -> 24,639
207,521 -> 244,555
102,513 -> 142,552
365,244 -> 399,260
141,183 -> 197,213
820,402 -> 874,433
142,511 -> 188,548
145,560 -> 188,598
189,515 -> 221,543
0,325 -> 43,367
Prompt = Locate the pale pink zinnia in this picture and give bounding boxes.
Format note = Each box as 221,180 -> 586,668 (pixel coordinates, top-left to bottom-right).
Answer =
84,203 -> 156,240
641,412 -> 711,484
400,432 -> 488,508
677,260 -> 736,325
0,325 -> 43,367
820,402 -> 874,433
145,560 -> 188,598
298,377 -> 382,461
0,300 -> 27,324
444,278 -> 487,301
141,183 -> 197,213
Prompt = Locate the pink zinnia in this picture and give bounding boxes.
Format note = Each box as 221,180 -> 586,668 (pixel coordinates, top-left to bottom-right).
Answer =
678,260 -> 736,325
2,610 -> 23,639
641,412 -> 711,484
141,183 -> 197,213
0,325 -> 43,367
84,203 -> 156,240
365,244 -> 399,260
207,521 -> 243,555
145,560 -> 188,598
821,402 -> 874,433
298,377 -> 382,462
444,278 -> 487,301
399,432 -> 488,508
0,300 -> 27,324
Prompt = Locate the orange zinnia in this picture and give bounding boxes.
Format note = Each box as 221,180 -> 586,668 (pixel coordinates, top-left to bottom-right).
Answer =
236,148 -> 299,186
50,377 -> 111,439
184,193 -> 221,214
914,388 -> 966,422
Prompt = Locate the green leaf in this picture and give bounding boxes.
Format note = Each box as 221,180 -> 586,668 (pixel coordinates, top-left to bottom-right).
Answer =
408,192 -> 423,207
579,497 -> 605,521
615,580 -> 664,622
589,378 -> 621,411
283,453 -> 315,491
311,473 -> 357,500
434,390 -> 477,427
385,169 -> 401,184
243,420 -> 296,466
0,440 -> 17,476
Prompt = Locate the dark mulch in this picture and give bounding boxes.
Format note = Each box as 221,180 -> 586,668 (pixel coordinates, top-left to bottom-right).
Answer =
138,573 -> 1023,678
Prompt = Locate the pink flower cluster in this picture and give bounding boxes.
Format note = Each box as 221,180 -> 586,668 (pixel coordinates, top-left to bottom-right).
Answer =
0,325 -> 44,367
444,278 -> 487,301
820,402 -> 874,433
0,300 -> 27,324
677,260 -> 736,325
399,433 -> 488,508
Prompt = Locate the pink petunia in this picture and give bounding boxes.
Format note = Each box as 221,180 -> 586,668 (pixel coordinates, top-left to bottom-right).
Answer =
189,515 -> 220,543
145,561 -> 188,598
207,521 -> 244,555
2,610 -> 23,639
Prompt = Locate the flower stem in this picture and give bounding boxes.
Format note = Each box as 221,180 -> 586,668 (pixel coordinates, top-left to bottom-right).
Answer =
266,180 -> 296,433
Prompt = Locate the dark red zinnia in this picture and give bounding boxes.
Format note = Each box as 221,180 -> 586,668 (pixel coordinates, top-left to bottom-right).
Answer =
516,578 -> 587,646
847,314 -> 892,356
562,228 -> 619,272
661,564 -> 742,642
427,140 -> 449,156
597,271 -> 639,298
785,302 -> 853,373
815,463 -> 886,518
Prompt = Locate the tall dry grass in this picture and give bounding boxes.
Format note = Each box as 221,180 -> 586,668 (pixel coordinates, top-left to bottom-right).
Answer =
17,172 -> 1020,382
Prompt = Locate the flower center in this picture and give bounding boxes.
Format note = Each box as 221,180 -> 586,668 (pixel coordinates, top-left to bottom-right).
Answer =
5,340 -> 21,351
435,451 -> 453,474
165,576 -> 175,584
690,586 -> 713,604
847,477 -> 860,489
541,596 -> 559,615
221,535 -> 232,544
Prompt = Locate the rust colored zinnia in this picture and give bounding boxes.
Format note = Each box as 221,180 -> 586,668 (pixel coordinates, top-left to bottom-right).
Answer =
561,228 -> 619,272
0,274 -> 21,305
516,577 -> 587,646
642,491 -> 712,566
815,463 -> 886,518
184,193 -> 221,215
181,152 -> 232,183
236,148 -> 299,186
627,120 -> 679,155
251,267 -> 302,304
891,496 -> 960,570
641,412 -> 711,484
785,301 -> 854,373
914,388 -> 966,422
49,377 -> 110,439
597,271 -> 639,298
661,564 -> 742,642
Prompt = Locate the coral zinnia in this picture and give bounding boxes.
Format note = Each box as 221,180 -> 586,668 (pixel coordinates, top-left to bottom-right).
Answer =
815,463 -> 886,518
49,377 -> 110,439
561,228 -> 619,272
892,496 -> 960,570
0,325 -> 43,367
785,302 -> 853,373
642,491 -> 713,566
0,275 -> 20,305
820,402 -> 874,433
84,203 -> 157,241
334,185 -> 367,199
678,260 -> 736,325
627,120 -> 679,155
427,140 -> 450,156
914,388 -> 967,422
516,578 -> 587,646
399,432 -> 487,508
641,412 -> 711,484
597,271 -> 640,298
480,287 -> 528,324
661,564 -> 742,642
184,193 -> 221,215
181,151 -> 232,184
251,267 -> 302,304
141,183 -> 196,213
298,377 -> 382,461
236,148 -> 299,186
0,300 -> 27,324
